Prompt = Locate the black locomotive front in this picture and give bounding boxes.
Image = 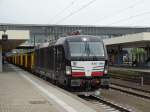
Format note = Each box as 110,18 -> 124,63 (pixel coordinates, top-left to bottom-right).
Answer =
60,35 -> 109,92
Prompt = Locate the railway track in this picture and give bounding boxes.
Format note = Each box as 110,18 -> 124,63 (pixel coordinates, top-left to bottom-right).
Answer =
111,83 -> 150,93
79,95 -> 133,112
110,84 -> 150,100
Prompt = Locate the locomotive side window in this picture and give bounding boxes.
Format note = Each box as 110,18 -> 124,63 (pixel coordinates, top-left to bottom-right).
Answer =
57,47 -> 62,63
49,47 -> 54,70
56,46 -> 64,67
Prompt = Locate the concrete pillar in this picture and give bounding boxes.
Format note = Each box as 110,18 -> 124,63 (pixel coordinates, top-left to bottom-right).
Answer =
117,45 -> 123,65
146,45 -> 150,60
147,45 -> 150,57
149,47 -> 150,57
0,45 -> 2,72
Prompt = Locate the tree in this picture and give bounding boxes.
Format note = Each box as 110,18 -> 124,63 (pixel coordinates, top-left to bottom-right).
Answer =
131,48 -> 145,65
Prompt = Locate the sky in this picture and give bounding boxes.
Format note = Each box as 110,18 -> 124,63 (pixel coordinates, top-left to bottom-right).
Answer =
0,0 -> 150,27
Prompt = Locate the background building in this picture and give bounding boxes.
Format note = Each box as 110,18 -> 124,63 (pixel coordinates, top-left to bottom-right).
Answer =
1,24 -> 150,45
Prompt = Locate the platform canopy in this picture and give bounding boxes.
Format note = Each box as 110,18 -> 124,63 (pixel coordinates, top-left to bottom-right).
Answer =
0,30 -> 29,51
103,32 -> 150,48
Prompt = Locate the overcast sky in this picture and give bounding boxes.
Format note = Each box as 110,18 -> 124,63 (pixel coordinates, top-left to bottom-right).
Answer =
0,0 -> 150,27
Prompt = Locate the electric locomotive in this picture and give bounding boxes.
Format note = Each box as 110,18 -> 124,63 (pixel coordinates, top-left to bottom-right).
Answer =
34,35 -> 109,95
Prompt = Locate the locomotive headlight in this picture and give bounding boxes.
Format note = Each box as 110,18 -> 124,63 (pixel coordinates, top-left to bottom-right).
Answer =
66,66 -> 71,75
104,60 -> 108,74
104,69 -> 108,74
82,38 -> 87,41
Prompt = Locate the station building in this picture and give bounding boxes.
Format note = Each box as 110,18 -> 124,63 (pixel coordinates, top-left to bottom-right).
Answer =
104,32 -> 150,67
1,24 -> 150,44
1,24 -> 150,71
0,30 -> 29,72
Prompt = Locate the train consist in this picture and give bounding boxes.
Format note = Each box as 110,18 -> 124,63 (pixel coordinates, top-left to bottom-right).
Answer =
7,35 -> 109,95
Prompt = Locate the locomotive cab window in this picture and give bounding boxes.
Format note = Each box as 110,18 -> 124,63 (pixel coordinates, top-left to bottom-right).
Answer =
69,41 -> 105,57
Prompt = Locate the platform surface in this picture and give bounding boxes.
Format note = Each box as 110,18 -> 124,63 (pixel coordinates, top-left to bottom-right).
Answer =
0,63 -> 96,112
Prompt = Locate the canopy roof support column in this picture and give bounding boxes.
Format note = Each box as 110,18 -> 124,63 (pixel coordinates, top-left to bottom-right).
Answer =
0,45 -> 2,72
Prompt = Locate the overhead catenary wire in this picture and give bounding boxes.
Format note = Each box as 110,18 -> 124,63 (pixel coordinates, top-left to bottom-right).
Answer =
107,10 -> 150,25
95,0 -> 144,24
55,0 -> 97,24
50,0 -> 77,22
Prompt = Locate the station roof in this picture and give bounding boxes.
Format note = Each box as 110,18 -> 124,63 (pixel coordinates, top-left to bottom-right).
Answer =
0,30 -> 29,51
103,32 -> 150,48
1,24 -> 150,36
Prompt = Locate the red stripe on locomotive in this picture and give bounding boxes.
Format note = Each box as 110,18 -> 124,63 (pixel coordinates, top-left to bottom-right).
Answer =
72,72 -> 85,77
91,72 -> 103,76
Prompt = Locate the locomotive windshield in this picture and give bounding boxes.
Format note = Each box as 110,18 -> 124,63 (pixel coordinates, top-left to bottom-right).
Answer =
69,42 -> 105,57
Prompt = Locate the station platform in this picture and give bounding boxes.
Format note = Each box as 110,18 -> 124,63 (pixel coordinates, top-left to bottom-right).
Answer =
109,66 -> 150,92
110,78 -> 150,92
110,66 -> 150,73
0,63 -> 96,112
